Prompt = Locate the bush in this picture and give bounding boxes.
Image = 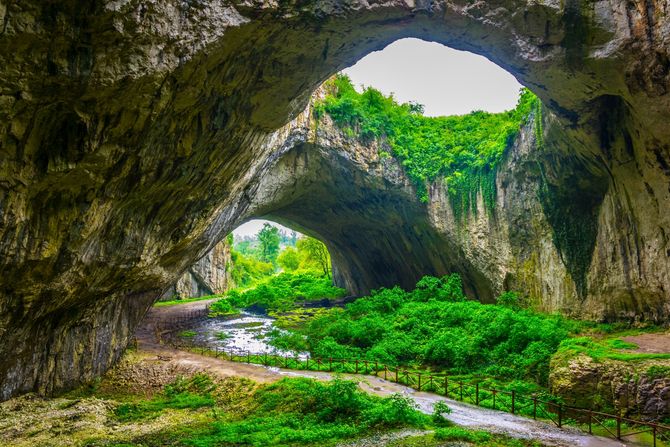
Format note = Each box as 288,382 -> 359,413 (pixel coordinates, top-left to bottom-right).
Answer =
277,275 -> 579,384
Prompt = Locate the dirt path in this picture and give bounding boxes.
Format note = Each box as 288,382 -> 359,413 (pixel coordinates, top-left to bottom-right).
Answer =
622,332 -> 670,353
137,302 -> 634,447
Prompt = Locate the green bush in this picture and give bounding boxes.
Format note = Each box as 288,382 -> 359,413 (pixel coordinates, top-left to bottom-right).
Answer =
185,378 -> 429,446
213,272 -> 346,313
272,274 -> 579,384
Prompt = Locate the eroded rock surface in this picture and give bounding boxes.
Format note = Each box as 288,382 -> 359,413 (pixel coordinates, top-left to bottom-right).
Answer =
1,0 -> 669,399
164,238 -> 234,300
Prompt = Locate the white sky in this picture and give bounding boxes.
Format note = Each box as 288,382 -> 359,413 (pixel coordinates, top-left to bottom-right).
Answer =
342,38 -> 523,117
233,219 -> 296,238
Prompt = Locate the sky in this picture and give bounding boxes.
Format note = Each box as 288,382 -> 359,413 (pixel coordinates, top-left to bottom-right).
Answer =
342,38 -> 523,117
233,219 -> 296,238
233,40 -> 522,239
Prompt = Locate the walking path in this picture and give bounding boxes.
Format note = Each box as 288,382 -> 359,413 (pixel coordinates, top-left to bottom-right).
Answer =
137,301 -> 636,447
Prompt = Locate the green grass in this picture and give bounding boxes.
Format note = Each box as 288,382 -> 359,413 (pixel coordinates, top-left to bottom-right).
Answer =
179,330 -> 197,338
154,295 -> 221,308
554,337 -> 670,363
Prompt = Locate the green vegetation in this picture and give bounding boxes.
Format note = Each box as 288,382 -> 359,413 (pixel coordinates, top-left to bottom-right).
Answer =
114,374 -> 215,422
154,295 -> 219,308
179,330 -> 197,338
213,272 -> 346,314
258,223 -> 281,265
208,298 -> 240,317
553,337 -> 670,363
388,432 -> 543,447
315,75 -> 540,215
269,274 -> 579,385
434,426 -> 492,443
120,376 -> 431,446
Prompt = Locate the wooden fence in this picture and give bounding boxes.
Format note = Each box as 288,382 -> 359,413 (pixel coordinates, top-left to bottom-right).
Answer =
171,341 -> 670,447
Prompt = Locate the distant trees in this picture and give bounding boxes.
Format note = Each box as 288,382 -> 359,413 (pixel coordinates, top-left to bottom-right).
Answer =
258,223 -> 281,264
277,247 -> 300,272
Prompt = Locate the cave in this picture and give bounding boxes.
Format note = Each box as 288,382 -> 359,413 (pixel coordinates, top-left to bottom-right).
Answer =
1,0 -> 669,400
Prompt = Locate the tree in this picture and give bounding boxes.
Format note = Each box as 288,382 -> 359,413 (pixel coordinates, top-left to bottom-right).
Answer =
258,223 -> 281,265
297,236 -> 331,278
277,247 -> 300,272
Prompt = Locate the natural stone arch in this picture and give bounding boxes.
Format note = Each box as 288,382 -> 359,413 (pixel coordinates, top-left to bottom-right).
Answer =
0,0 -> 668,399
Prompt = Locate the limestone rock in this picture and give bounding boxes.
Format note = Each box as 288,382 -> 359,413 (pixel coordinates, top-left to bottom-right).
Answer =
164,239 -> 234,300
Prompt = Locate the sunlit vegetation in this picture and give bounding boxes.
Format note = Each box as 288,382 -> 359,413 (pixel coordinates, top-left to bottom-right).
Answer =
125,376 -> 432,446
213,272 -> 346,313
269,274 -> 580,385
315,75 -> 540,217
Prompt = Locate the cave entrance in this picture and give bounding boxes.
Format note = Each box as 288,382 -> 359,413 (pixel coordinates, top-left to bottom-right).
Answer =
241,37 -> 532,299
161,219 -> 338,303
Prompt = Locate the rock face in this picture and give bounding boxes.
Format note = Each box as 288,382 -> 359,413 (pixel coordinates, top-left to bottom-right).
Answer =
1,0 -> 670,399
550,354 -> 670,420
163,239 -> 233,300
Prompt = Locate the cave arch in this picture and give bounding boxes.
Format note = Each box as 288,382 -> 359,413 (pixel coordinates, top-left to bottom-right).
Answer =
1,0 -> 669,399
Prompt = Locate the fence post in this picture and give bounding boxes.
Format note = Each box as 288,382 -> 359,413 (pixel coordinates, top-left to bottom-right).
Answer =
395,368 -> 398,383
492,390 -> 496,409
417,373 -> 422,391
306,357 -> 309,369
475,383 -> 479,406
532,396 -> 537,419
616,414 -> 621,440
511,391 -> 515,414
355,359 -> 359,374
329,357 -> 332,372
459,382 -> 463,401
444,377 -> 449,398
652,425 -> 656,447
588,410 -> 592,434
558,403 -> 563,428
384,365 -> 388,380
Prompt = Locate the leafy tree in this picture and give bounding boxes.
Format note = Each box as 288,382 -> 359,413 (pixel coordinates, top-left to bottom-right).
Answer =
297,237 -> 331,278
258,223 -> 281,264
277,246 -> 300,271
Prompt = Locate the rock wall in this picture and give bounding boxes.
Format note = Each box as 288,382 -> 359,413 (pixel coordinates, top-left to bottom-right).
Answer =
163,239 -> 234,300
1,0 -> 669,398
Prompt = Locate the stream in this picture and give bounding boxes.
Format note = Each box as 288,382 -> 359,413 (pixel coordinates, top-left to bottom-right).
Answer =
187,310 -> 309,358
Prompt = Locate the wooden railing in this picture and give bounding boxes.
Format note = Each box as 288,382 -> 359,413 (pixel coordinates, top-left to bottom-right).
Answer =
171,342 -> 670,447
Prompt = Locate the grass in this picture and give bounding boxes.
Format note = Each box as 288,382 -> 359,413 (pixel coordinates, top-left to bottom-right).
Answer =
554,337 -> 670,363
179,330 -> 197,338
387,431 -> 545,447
154,295 -> 222,308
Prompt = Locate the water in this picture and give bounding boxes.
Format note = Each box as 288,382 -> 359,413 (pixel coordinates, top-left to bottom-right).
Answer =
189,311 -> 308,358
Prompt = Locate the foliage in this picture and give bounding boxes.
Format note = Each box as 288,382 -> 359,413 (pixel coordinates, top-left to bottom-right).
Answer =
258,223 -> 282,265
431,401 -> 451,426
277,246 -> 300,271
213,272 -> 346,313
646,365 -> 670,380
208,299 -> 239,317
296,237 -> 332,278
316,75 -> 540,216
183,378 -> 429,446
271,274 -> 580,385
496,291 -> 522,309
229,246 -> 275,288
